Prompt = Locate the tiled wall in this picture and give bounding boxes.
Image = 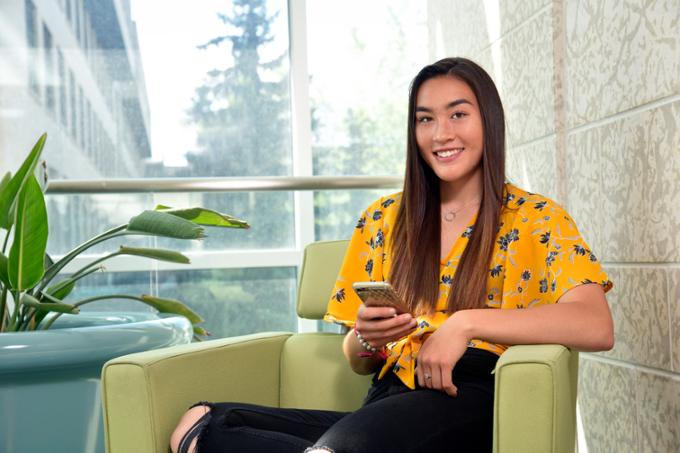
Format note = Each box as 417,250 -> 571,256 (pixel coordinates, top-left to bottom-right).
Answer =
427,0 -> 680,451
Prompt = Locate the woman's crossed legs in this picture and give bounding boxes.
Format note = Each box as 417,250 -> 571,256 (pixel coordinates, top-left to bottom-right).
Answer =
170,348 -> 497,453
170,402 -> 347,453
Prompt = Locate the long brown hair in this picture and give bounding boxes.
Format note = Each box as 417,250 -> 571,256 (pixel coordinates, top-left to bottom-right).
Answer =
390,57 -> 506,314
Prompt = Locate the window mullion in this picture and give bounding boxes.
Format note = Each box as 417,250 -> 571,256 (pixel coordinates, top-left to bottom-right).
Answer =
288,0 -> 317,333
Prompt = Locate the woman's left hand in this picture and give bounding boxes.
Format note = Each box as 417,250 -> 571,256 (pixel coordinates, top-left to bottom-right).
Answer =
415,313 -> 471,397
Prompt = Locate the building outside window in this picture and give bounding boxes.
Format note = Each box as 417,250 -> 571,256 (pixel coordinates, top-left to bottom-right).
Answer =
24,0 -> 40,98
43,23 -> 55,114
58,49 -> 68,127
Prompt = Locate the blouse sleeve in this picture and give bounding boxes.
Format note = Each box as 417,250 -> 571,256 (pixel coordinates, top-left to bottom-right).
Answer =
529,203 -> 612,305
323,197 -> 388,327
545,208 -> 613,302
500,199 -> 613,310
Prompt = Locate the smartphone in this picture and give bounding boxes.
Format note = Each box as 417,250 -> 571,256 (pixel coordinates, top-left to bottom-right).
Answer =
352,281 -> 409,314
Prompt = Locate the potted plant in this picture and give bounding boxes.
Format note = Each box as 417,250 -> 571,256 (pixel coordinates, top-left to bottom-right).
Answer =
0,134 -> 249,453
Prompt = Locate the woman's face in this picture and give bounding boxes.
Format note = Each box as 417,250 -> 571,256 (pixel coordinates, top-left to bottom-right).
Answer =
414,76 -> 484,186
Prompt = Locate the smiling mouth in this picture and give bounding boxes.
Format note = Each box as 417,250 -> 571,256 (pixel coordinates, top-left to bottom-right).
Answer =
435,148 -> 464,158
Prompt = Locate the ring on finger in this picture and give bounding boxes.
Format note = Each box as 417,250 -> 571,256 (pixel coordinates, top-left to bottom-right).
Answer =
424,373 -> 432,380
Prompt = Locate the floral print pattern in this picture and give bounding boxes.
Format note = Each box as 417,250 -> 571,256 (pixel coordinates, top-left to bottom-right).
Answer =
324,184 -> 612,389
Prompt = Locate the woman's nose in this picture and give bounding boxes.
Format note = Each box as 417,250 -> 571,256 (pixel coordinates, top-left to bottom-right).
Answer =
433,119 -> 455,143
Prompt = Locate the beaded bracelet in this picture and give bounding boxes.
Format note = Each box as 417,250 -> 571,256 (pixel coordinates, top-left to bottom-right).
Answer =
354,328 -> 377,353
353,328 -> 388,359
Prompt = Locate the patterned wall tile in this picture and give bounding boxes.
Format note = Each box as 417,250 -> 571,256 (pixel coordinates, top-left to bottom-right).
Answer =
635,371 -> 680,452
670,270 -> 680,373
497,7 -> 556,147
567,101 -> 680,263
564,126 -> 604,256
427,0 -> 553,59
506,135 -> 558,201
598,101 -> 680,262
599,267 -> 670,370
427,0 -> 490,60
598,111 -> 646,262
579,358 -> 638,451
499,0 -> 552,35
564,0 -> 680,127
550,0 -> 567,204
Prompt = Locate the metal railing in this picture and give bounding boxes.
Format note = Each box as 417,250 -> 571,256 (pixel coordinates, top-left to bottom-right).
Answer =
46,176 -> 404,194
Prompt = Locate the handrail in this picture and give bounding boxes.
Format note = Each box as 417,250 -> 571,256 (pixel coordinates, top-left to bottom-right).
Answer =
45,175 -> 404,194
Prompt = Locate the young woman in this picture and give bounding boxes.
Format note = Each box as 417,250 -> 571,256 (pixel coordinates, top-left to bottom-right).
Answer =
170,57 -> 614,453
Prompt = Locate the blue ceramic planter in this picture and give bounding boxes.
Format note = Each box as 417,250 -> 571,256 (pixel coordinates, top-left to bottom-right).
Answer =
0,312 -> 192,453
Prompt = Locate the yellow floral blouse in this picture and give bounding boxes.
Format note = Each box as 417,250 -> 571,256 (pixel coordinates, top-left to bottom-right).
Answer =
324,183 -> 613,389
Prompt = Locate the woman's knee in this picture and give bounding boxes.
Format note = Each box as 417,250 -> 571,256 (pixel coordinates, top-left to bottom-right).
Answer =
170,405 -> 211,453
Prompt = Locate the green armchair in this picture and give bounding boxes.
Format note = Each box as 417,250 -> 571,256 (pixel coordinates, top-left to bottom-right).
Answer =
101,240 -> 578,453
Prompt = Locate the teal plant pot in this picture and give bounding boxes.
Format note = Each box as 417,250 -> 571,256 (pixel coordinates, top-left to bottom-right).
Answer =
0,312 -> 192,453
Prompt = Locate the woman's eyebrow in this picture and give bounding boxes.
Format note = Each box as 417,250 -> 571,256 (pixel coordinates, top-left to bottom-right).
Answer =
415,99 -> 473,112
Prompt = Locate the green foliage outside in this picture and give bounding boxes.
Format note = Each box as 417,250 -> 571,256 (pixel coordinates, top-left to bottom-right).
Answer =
310,1 -> 416,240
183,0 -> 411,244
70,267 -> 297,338
182,0 -> 293,251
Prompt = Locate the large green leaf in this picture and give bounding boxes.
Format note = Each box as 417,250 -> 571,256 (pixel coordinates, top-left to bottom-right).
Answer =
0,172 -> 11,196
44,263 -> 101,303
8,176 -> 48,291
39,267 -> 98,326
155,205 -> 250,229
127,211 -> 205,239
39,291 -> 66,304
21,294 -> 79,314
0,134 -> 47,229
0,253 -> 9,287
118,246 -> 190,264
139,295 -> 204,324
44,253 -> 54,269
46,278 -> 76,300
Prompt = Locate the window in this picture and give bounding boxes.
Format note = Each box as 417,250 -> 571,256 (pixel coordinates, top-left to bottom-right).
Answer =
43,24 -> 55,113
307,0 -> 427,240
308,0 -> 427,177
1,0 -> 420,338
25,0 -> 37,47
65,267 -> 299,338
75,0 -> 82,43
65,0 -> 72,25
24,0 -> 39,97
78,85 -> 84,148
69,69 -> 77,140
58,49 -> 68,127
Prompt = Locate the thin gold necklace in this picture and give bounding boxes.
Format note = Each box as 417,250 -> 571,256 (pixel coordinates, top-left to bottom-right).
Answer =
441,198 -> 481,222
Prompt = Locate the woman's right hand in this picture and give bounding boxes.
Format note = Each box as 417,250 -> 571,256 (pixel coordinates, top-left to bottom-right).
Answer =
355,300 -> 418,349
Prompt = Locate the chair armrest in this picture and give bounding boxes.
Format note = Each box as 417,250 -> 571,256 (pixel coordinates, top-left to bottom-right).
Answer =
493,345 -> 578,453
102,332 -> 292,453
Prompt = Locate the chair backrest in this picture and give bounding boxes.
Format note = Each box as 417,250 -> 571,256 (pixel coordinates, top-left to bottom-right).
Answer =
296,240 -> 349,319
282,239 -> 371,412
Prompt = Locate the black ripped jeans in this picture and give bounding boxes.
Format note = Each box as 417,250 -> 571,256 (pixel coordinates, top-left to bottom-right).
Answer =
179,348 -> 498,453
